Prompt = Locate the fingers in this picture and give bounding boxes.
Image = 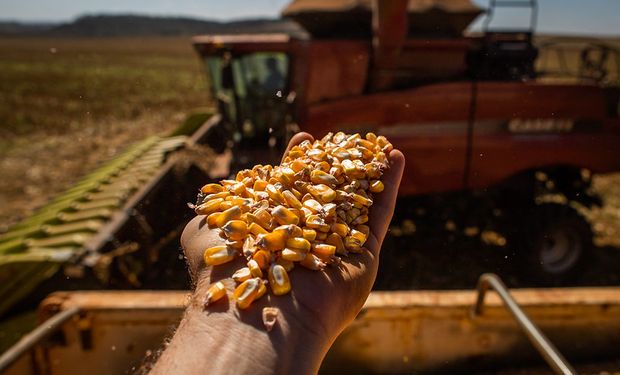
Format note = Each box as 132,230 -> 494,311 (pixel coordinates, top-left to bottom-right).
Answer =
367,149 -> 405,252
281,132 -> 314,163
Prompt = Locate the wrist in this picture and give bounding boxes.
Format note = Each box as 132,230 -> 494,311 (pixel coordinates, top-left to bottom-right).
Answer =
152,275 -> 329,375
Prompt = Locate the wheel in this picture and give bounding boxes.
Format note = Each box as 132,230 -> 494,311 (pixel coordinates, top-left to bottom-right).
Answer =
511,202 -> 592,284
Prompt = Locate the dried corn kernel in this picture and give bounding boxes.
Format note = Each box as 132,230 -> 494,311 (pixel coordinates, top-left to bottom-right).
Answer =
268,264 -> 291,296
204,281 -> 227,307
234,278 -> 261,309
204,245 -> 237,266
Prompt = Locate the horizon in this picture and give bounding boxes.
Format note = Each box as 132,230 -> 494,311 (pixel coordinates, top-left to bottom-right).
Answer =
1,1 -> 619,37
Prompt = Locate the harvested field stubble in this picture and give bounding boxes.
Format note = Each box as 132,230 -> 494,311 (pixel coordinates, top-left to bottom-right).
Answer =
0,37 -> 209,227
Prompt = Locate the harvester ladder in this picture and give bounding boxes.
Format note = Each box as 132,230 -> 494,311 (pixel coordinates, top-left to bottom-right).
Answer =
471,273 -> 576,375
483,0 -> 538,34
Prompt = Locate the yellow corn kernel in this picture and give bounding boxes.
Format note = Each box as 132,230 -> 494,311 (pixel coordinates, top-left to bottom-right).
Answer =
286,237 -> 311,252
280,167 -> 297,185
308,184 -> 336,203
243,236 -> 257,258
326,233 -> 346,254
303,199 -> 322,214
248,259 -> 263,278
306,215 -> 330,232
218,200 -> 234,211
194,198 -> 223,215
249,222 -> 268,236
302,228 -> 317,242
253,179 -> 268,191
307,148 -> 326,161
321,203 -> 337,219
268,265 -> 291,296
352,214 -> 369,225
357,138 -> 376,150
266,184 -> 286,205
252,250 -> 271,269
289,159 -> 307,172
282,190 -> 303,209
214,206 -> 242,227
300,253 -> 326,270
204,281 -> 227,307
257,231 -> 287,252
204,191 -> 231,201
310,170 -> 339,186
369,180 -> 384,193
207,212 -> 221,228
351,193 -> 373,207
342,159 -> 357,175
272,205 -> 300,225
276,258 -> 295,272
222,220 -> 248,241
232,267 -> 252,283
351,228 -> 367,244
204,245 -> 237,266
281,247 -> 307,262
345,236 -> 362,252
316,231 -> 328,241
312,243 -> 336,258
331,222 -> 349,238
256,280 -> 267,299
201,183 -> 224,194
365,132 -> 377,143
233,278 -> 261,309
226,239 -> 244,250
249,208 -> 272,229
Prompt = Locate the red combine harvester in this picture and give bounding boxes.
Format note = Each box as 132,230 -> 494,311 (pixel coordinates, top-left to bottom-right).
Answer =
192,0 -> 620,281
2,1 -> 620,374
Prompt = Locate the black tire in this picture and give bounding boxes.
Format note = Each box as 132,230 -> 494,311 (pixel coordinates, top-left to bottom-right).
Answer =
512,202 -> 593,285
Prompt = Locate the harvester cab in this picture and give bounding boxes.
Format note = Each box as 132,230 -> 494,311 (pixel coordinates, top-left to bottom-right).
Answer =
194,35 -> 297,168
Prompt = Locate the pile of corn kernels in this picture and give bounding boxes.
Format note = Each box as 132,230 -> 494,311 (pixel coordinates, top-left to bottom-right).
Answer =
194,132 -> 392,311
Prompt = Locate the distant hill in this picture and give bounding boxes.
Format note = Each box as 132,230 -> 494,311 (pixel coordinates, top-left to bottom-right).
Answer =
0,14 -> 308,38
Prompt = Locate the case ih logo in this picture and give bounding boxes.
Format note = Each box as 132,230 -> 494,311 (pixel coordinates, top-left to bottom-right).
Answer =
508,118 -> 574,133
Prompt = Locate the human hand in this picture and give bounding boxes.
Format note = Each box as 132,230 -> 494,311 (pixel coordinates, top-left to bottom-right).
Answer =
152,132 -> 404,375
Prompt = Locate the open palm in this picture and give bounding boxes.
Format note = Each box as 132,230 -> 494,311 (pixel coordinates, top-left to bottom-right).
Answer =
180,132 -> 405,344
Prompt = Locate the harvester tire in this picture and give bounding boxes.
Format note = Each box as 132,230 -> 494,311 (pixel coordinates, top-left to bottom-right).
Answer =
515,202 -> 592,284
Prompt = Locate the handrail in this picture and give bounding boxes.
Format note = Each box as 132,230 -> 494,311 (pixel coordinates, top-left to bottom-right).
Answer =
471,273 -> 576,375
0,307 -> 80,373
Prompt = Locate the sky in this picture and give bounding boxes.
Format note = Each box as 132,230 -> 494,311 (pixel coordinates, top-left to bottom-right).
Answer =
1,0 -> 619,37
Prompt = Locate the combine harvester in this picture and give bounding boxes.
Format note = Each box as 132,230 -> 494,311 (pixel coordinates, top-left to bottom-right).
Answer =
1,0 -> 620,373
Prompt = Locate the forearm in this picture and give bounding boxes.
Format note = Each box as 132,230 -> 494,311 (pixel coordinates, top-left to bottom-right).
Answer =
150,277 -> 328,375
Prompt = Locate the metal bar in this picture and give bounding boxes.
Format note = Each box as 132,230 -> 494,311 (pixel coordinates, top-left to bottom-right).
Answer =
0,306 -> 80,373
471,273 -> 576,375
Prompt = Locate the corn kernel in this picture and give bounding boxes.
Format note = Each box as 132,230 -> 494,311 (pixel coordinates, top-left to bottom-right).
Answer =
232,267 -> 252,283
282,190 -> 303,209
272,205 -> 300,225
300,253 -> 326,270
204,281 -> 227,307
252,250 -> 271,269
249,222 -> 268,236
286,237 -> 311,252
326,233 -> 346,255
302,228 -> 317,242
312,243 -> 336,258
268,265 -> 291,296
204,245 -> 237,266
281,248 -> 307,262
201,183 -> 224,194
234,278 -> 261,309
248,259 -> 263,278
222,220 -> 248,241
369,180 -> 384,193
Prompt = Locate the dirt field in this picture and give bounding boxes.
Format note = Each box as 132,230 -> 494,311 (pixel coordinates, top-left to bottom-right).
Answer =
0,37 -> 209,228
